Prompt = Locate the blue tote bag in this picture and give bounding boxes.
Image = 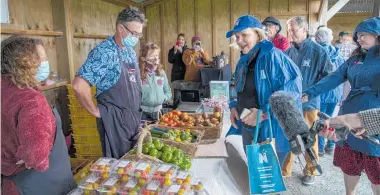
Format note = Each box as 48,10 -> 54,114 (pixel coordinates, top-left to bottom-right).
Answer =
246,106 -> 286,194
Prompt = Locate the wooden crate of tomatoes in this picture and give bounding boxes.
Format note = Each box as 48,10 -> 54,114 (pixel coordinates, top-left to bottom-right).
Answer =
157,110 -> 223,141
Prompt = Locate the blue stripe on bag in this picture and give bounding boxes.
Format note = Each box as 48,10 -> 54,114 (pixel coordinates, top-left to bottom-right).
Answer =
247,105 -> 286,194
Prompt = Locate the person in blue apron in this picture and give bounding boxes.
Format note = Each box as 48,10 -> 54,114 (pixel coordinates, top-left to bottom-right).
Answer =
226,15 -> 303,168
2,36 -> 76,195
73,8 -> 147,159
304,17 -> 380,194
314,27 -> 345,156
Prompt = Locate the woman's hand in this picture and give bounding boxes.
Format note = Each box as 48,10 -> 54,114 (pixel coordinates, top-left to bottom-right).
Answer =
301,93 -> 309,103
230,108 -> 239,128
242,108 -> 268,126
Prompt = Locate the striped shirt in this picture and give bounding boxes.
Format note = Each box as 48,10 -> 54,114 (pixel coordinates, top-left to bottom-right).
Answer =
336,42 -> 357,60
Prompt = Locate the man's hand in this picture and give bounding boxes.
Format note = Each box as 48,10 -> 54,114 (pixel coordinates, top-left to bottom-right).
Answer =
242,108 -> 268,126
94,107 -> 101,118
72,77 -> 101,118
230,108 -> 239,128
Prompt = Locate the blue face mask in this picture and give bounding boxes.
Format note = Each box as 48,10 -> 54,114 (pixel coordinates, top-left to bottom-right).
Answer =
122,26 -> 139,48
35,61 -> 50,81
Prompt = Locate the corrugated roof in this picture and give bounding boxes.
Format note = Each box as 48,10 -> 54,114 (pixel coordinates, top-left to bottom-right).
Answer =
329,0 -> 374,13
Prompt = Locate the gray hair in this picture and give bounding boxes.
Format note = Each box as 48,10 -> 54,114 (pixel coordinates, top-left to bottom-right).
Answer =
116,7 -> 147,27
287,16 -> 308,31
315,27 -> 333,44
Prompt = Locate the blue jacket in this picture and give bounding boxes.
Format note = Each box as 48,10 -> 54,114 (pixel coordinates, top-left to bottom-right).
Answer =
229,40 -> 303,153
320,44 -> 345,103
305,17 -> 380,157
285,38 -> 334,111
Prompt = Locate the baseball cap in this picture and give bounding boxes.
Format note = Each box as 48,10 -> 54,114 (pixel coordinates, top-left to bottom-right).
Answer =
262,16 -> 282,32
192,36 -> 201,42
339,31 -> 348,37
226,15 -> 264,38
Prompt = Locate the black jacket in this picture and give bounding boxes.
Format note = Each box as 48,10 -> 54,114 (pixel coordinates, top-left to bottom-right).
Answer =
168,45 -> 188,82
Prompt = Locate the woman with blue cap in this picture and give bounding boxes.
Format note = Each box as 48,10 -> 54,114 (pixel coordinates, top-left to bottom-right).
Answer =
226,15 -> 303,166
303,17 -> 380,194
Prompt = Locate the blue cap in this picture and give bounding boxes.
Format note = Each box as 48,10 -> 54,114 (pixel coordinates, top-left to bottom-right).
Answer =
226,15 -> 264,38
353,17 -> 380,42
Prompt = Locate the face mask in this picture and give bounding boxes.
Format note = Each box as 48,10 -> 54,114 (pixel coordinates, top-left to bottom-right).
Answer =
145,59 -> 159,73
121,26 -> 139,48
35,61 -> 50,81
193,45 -> 200,50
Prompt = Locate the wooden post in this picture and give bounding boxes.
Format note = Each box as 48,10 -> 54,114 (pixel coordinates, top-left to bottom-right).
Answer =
51,0 -> 76,82
373,0 -> 380,17
317,0 -> 328,26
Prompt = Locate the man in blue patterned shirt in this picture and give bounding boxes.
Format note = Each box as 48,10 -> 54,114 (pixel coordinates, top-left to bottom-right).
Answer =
72,7 -> 147,158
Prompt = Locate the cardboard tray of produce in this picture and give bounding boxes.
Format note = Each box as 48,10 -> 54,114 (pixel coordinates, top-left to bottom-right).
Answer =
156,110 -> 223,142
148,125 -> 204,157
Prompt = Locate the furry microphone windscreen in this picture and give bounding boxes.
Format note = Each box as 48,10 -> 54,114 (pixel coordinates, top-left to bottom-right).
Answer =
269,91 -> 310,140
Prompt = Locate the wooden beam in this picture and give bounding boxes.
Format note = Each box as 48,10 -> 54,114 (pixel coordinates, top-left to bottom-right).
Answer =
160,3 -> 165,71
318,0 -> 328,25
102,0 -> 140,8
211,0 -> 216,56
51,0 -> 75,82
254,11 -> 308,16
73,33 -> 109,39
143,0 -> 161,7
194,0 -> 198,36
230,0 -> 234,70
37,81 -> 68,91
373,0 -> 380,17
1,29 -> 63,36
326,0 -> 349,21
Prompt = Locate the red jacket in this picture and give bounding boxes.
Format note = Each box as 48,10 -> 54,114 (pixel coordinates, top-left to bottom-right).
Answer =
272,34 -> 290,51
1,77 -> 55,195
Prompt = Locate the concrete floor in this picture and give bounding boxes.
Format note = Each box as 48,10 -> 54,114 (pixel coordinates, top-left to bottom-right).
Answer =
204,110 -> 375,195
283,151 -> 374,195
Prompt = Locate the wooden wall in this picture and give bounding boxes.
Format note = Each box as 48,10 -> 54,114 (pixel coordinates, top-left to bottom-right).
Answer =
328,13 -> 371,42
1,0 -> 139,81
144,0 -> 319,79
1,0 -> 59,73
70,0 -> 124,72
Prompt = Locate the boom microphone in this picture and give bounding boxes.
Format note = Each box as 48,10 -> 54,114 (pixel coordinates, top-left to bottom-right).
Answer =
269,91 -> 309,140
269,91 -> 323,174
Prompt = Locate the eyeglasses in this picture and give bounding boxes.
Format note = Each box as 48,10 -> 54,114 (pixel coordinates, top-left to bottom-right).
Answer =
122,24 -> 143,38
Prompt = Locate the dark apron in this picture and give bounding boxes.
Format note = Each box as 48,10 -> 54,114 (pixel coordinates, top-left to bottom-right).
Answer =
96,48 -> 142,159
3,107 -> 76,195
338,87 -> 380,157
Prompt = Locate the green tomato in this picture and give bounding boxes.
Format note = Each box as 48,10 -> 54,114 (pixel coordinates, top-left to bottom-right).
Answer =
153,139 -> 163,150
157,151 -> 163,159
162,151 -> 173,163
142,146 -> 150,154
180,161 -> 192,171
162,145 -> 172,153
149,148 -> 159,157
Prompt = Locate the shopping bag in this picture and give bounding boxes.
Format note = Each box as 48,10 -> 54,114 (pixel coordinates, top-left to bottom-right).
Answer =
246,107 -> 286,195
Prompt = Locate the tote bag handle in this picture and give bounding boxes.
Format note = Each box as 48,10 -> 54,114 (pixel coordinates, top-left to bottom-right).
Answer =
253,104 -> 273,145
